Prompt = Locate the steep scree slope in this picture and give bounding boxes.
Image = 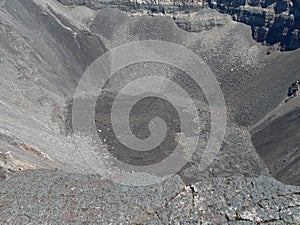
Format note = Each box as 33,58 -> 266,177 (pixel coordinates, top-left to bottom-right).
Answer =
0,1 -> 299,223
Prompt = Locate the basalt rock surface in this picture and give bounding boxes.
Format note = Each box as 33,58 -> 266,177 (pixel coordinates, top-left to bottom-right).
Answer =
0,169 -> 299,224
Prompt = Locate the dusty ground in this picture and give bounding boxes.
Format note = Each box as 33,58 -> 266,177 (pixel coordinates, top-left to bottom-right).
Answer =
0,0 -> 270,180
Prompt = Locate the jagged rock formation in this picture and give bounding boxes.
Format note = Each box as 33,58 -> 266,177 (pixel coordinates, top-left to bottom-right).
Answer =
58,0 -> 300,50
172,8 -> 232,32
209,0 -> 300,50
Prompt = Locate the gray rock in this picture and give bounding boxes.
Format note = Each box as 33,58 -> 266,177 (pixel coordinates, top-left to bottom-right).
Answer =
0,0 -> 299,223
56,0 -> 300,50
0,170 -> 299,224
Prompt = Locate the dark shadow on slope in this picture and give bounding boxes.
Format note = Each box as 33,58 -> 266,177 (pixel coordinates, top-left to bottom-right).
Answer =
252,108 -> 300,186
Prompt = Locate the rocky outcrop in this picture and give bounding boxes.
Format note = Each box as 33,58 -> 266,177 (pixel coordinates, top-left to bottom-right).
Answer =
57,0 -> 300,50
0,151 -> 39,179
209,0 -> 300,50
0,169 -> 299,224
173,8 -> 232,32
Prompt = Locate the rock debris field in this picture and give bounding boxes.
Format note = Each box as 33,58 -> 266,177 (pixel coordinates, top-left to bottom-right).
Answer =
0,0 -> 299,224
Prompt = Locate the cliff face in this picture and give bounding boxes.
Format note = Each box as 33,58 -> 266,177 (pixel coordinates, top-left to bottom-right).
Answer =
209,0 -> 300,50
57,0 -> 300,50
